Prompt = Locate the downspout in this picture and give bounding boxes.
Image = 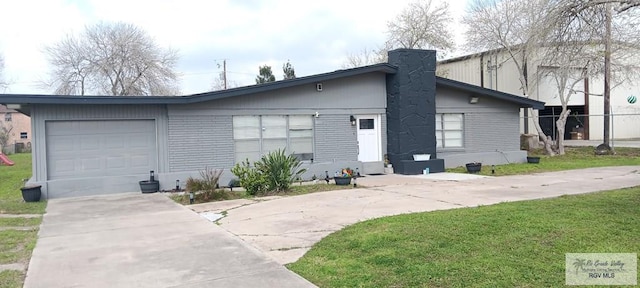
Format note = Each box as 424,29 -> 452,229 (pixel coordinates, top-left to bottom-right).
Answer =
480,53 -> 485,88
487,58 -> 493,89
584,76 -> 590,140
523,52 -> 529,133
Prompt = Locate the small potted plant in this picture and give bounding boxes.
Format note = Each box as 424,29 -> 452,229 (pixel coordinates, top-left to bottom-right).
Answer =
139,170 -> 160,193
334,168 -> 354,186
20,180 -> 42,202
527,155 -> 541,164
465,162 -> 482,174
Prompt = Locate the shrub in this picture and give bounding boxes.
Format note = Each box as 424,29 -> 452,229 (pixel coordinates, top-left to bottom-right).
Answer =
256,149 -> 307,193
186,167 -> 223,192
230,159 -> 266,196
231,149 -> 307,195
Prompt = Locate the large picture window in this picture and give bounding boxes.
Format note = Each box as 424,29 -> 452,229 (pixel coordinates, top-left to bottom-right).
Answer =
233,115 -> 314,163
436,113 -> 463,148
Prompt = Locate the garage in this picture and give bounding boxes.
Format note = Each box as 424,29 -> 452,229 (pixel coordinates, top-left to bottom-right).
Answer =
46,120 -> 157,180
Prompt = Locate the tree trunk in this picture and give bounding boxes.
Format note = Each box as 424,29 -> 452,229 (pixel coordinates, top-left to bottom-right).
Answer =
530,108 -> 556,156
555,108 -> 571,155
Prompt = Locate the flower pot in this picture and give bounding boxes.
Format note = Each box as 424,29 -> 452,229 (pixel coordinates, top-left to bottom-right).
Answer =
413,154 -> 431,161
139,180 -> 159,193
21,185 -> 42,202
465,163 -> 482,174
527,156 -> 540,164
333,176 -> 352,186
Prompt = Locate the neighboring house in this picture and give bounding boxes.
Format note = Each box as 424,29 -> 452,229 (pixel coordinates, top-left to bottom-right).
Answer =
0,49 -> 543,198
438,49 -> 640,141
0,104 -> 32,154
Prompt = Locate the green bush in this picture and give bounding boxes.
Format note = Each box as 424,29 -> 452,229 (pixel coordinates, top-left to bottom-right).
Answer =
230,159 -> 266,196
257,149 -> 307,193
230,149 -> 306,195
186,167 -> 223,192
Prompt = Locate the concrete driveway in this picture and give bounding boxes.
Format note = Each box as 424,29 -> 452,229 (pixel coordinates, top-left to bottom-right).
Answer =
191,166 -> 640,264
24,193 -> 315,288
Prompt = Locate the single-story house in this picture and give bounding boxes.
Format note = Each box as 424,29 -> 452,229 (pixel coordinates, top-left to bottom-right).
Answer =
0,49 -> 544,199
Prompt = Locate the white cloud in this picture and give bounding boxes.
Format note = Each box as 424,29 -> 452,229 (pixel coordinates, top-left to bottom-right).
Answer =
0,0 -> 469,95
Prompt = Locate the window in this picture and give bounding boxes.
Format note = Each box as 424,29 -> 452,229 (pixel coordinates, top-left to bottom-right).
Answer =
20,132 -> 27,139
436,114 -> 463,148
233,115 -> 314,163
289,115 -> 313,161
4,113 -> 11,122
359,119 -> 375,129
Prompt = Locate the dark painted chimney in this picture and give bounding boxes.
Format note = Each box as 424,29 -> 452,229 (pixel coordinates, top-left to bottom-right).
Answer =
386,49 -> 444,174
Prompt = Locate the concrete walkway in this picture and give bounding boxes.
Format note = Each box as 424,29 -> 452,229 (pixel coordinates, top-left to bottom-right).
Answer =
24,193 -> 315,288
191,166 -> 640,265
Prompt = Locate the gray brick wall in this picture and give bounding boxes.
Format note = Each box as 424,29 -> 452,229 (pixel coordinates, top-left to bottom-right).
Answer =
168,115 -> 234,172
314,114 -> 358,163
464,112 -> 520,152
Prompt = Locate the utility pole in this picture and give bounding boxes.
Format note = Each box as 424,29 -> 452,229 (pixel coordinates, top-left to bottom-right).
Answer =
223,59 -> 227,90
603,3 -> 612,145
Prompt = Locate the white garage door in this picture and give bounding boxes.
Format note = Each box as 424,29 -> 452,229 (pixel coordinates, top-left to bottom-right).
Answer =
46,120 -> 157,180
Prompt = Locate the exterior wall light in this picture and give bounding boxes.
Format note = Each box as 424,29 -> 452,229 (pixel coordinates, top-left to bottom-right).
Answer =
350,115 -> 356,126
469,96 -> 479,104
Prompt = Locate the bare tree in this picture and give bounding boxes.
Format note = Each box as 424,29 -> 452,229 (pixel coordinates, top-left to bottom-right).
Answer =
464,0 -> 559,155
0,54 -> 7,90
565,0 -> 640,13
45,22 -> 180,96
560,0 -> 640,146
386,0 -> 455,56
0,121 -> 12,154
342,46 -> 389,68
210,71 -> 238,91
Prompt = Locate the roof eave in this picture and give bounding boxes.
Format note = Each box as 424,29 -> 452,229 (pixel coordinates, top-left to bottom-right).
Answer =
436,77 -> 545,110
0,63 -> 398,105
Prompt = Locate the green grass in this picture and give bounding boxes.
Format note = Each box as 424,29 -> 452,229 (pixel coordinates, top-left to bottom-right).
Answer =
171,183 -> 359,205
0,153 -> 45,288
289,187 -> 640,287
0,270 -> 24,288
0,153 -> 46,214
0,229 -> 39,265
0,217 -> 42,227
447,146 -> 640,176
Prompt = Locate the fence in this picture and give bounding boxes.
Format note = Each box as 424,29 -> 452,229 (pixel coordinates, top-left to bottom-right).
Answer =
520,113 -> 640,141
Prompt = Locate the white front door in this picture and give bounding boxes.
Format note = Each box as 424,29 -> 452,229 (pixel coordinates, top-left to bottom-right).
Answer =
357,115 -> 381,162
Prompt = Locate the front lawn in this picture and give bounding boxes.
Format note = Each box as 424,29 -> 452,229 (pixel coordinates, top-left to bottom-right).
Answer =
289,187 -> 640,287
0,153 -> 46,214
0,153 -> 45,288
447,146 -> 640,176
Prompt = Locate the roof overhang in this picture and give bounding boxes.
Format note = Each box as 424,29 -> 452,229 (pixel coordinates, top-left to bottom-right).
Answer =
0,64 -> 398,106
436,77 -> 545,110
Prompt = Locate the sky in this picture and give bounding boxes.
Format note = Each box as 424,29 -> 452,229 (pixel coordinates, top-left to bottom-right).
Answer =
0,0 -> 469,95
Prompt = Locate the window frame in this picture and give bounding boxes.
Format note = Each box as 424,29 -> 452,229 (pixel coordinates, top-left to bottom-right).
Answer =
233,115 -> 314,164
4,113 -> 11,122
435,113 -> 464,149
